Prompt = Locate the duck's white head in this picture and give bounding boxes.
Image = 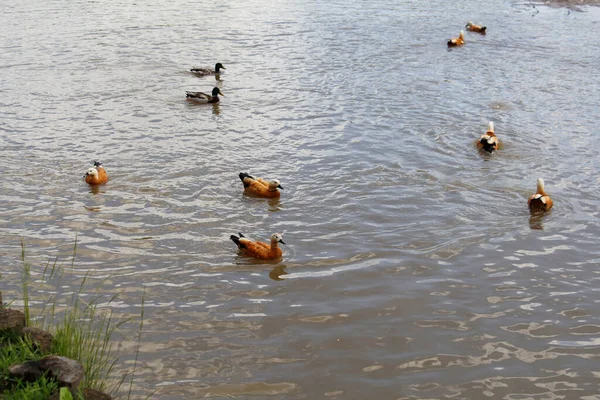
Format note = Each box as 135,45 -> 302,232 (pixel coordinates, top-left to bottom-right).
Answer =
536,178 -> 545,193
269,179 -> 283,190
271,233 -> 285,245
460,30 -> 465,39
85,167 -> 99,178
488,121 -> 494,132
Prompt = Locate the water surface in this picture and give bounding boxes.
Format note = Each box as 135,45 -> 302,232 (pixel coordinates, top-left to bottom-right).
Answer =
1,0 -> 600,398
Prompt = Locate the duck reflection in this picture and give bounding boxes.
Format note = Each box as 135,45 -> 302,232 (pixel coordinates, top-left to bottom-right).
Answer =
269,265 -> 288,281
212,102 -> 221,116
89,185 -> 102,195
268,197 -> 281,211
529,210 -> 545,230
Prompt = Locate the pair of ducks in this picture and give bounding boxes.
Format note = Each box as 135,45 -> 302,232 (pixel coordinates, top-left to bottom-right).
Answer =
448,22 -> 487,47
231,173 -> 286,260
186,63 -> 226,104
475,122 -> 554,212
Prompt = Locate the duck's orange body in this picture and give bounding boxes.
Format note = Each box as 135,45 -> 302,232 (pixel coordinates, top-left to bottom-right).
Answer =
448,30 -> 465,47
528,178 -> 553,211
239,172 -> 283,198
477,122 -> 499,153
230,233 -> 285,260
84,162 -> 109,185
466,22 -> 487,34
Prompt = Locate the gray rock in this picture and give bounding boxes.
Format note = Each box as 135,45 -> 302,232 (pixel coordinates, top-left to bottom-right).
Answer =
9,355 -> 85,391
22,326 -> 53,353
0,307 -> 26,334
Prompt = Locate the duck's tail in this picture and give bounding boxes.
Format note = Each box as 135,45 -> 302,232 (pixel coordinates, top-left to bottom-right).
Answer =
239,172 -> 255,182
93,161 -> 103,167
230,234 -> 242,248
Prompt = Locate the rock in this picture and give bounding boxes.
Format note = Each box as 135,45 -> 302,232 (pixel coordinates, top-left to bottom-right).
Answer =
0,308 -> 26,334
22,327 -> 53,353
48,388 -> 113,400
9,355 -> 84,391
7,359 -> 44,382
82,388 -> 114,400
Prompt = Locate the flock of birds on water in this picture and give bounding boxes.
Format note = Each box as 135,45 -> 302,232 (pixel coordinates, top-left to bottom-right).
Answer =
82,21 -> 555,261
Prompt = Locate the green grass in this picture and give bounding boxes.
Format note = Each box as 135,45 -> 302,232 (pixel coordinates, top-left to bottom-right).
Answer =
0,239 -> 144,399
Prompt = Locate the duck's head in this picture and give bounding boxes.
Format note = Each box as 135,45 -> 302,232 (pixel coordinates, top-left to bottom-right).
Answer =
460,30 -> 465,39
84,167 -> 99,178
271,233 -> 285,245
536,178 -> 546,193
466,22 -> 474,28
269,179 -> 284,190
212,87 -> 224,97
215,63 -> 226,72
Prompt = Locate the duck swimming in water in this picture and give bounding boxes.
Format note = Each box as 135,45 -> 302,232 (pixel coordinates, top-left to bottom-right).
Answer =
190,63 -> 226,76
477,121 -> 499,153
185,87 -> 224,104
230,232 -> 285,260
466,22 -> 487,34
84,161 -> 109,185
448,30 -> 465,47
528,178 -> 553,211
239,172 -> 283,198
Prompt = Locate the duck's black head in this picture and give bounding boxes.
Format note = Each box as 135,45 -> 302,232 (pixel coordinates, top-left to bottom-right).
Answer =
212,87 -> 224,97
215,63 -> 226,72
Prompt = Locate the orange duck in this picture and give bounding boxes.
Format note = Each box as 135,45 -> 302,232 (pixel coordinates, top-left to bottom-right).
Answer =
466,21 -> 487,34
528,178 -> 553,211
239,172 -> 283,198
448,30 -> 465,47
84,161 -> 109,185
230,232 -> 285,260
477,122 -> 499,153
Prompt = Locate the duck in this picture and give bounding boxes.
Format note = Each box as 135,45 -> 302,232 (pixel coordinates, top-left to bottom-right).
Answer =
239,172 -> 283,198
185,87 -> 224,104
190,63 -> 226,76
477,121 -> 499,153
447,30 -> 465,47
528,178 -> 553,211
84,161 -> 109,185
230,232 -> 285,260
466,21 -> 487,34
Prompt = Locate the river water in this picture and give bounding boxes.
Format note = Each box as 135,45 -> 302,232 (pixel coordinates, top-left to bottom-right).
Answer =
1,0 -> 600,398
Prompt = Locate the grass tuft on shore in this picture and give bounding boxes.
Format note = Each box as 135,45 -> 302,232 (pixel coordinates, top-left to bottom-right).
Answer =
1,239 -> 143,399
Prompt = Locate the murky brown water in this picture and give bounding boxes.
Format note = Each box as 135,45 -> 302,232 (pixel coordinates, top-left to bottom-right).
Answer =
2,0 -> 600,398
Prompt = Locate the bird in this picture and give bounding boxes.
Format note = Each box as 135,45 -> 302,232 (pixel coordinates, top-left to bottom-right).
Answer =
466,21 -> 487,34
185,87 -> 224,103
230,232 -> 286,260
84,161 -> 109,185
190,62 -> 226,76
528,178 -> 553,211
477,121 -> 499,153
238,172 -> 283,198
448,30 -> 465,47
